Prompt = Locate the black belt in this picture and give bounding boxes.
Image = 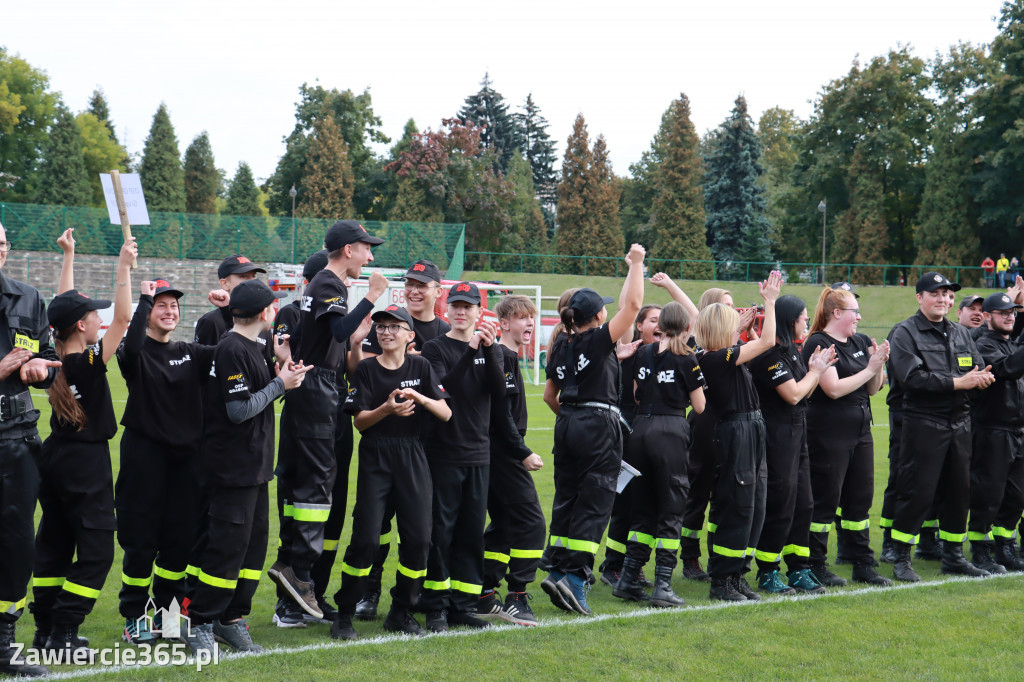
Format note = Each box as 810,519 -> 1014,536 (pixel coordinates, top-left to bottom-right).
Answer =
0,391 -> 32,422
720,409 -> 762,423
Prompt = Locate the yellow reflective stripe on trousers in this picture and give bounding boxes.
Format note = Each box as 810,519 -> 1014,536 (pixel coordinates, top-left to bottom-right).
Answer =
992,526 -> 1017,539
879,517 -> 893,528
809,522 -> 833,533
121,573 -> 152,587
548,535 -> 568,548
185,565 -> 200,577
291,503 -> 331,522
197,571 -> 237,590
711,544 -> 746,558
836,507 -> 843,518
754,549 -> 782,563
968,531 -> 993,542
654,537 -> 680,550
679,527 -> 701,539
422,579 -> 451,591
341,562 -> 372,577
62,581 -> 101,599
397,564 -> 427,579
379,531 -> 392,545
154,566 -> 187,581
282,504 -> 295,518
238,569 -> 261,581
566,538 -> 601,553
890,529 -> 919,545
484,551 -> 510,564
921,519 -> 939,529
781,544 -> 810,558
840,518 -> 870,531
33,577 -> 65,588
450,580 -> 482,595
627,530 -> 655,548
323,539 -> 339,552
510,548 -> 544,559
938,529 -> 967,543
605,538 -> 627,554
707,523 -> 718,533
1,598 -> 27,615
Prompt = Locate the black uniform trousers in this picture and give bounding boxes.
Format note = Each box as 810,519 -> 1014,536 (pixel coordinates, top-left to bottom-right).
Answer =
548,405 -> 623,581
755,412 -> 813,572
969,425 -> 1024,546
277,369 -> 339,572
807,402 -> 875,564
623,413 -> 689,569
600,413 -> 635,573
30,438 -> 115,627
116,428 -> 201,618
679,410 -> 714,560
483,449 -> 546,593
707,412 -> 767,578
891,416 -> 971,545
0,433 -> 41,624
335,438 -> 432,612
879,409 -> 903,532
186,483 -> 268,625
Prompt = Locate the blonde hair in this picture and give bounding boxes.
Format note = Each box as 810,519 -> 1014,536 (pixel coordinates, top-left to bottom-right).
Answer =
698,287 -> 732,311
495,294 -> 537,321
809,287 -> 855,334
658,302 -> 693,356
694,303 -> 739,352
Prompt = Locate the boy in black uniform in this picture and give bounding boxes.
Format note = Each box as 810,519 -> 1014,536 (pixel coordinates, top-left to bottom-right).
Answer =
478,295 -> 546,626
354,259 -> 450,620
271,220 -> 388,619
332,305 -> 450,640
183,280 -> 310,657
419,282 -> 506,632
194,254 -> 267,345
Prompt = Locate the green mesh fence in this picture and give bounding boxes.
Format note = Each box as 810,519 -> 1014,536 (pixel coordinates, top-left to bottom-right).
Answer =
0,202 -> 465,272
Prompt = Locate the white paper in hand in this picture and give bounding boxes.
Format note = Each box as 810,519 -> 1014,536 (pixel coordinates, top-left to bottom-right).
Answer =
100,173 -> 151,225
616,460 -> 642,493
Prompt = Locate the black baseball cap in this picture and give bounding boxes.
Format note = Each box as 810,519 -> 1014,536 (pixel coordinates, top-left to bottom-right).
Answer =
218,254 -> 266,279
229,280 -> 285,317
447,281 -> 481,305
324,220 -> 384,251
831,281 -> 859,299
959,294 -> 984,310
303,249 -> 329,282
916,272 -> 962,293
983,292 -> 1021,313
152,278 -> 183,299
48,290 -> 111,331
405,259 -> 442,284
569,288 -> 614,319
372,305 -> 415,329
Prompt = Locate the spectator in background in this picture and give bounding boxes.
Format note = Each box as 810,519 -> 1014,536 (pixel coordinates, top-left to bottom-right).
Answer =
1010,256 -> 1020,281
982,256 -> 996,288
996,254 -> 1010,289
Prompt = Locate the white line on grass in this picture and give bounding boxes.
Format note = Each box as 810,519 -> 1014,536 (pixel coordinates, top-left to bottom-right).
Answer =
42,571 -> 1021,680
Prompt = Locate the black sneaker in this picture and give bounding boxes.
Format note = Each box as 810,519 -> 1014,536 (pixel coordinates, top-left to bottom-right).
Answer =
503,592 -> 538,626
477,590 -> 514,623
213,618 -> 263,652
681,557 -> 710,582
304,595 -> 338,624
382,606 -> 425,636
810,562 -> 847,587
182,623 -> 217,658
540,572 -> 572,612
273,599 -> 307,628
851,563 -> 893,586
599,568 -> 621,587
425,609 -> 448,633
330,612 -> 357,641
447,610 -> 491,629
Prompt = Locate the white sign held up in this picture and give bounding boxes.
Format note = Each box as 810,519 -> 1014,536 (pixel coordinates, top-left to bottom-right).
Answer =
100,173 -> 151,225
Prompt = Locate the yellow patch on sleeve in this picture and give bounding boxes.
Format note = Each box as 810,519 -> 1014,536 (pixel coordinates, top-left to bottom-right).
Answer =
14,334 -> 39,353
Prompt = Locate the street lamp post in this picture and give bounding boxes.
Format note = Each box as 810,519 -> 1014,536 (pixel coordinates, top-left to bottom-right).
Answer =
289,185 -> 298,263
817,199 -> 827,284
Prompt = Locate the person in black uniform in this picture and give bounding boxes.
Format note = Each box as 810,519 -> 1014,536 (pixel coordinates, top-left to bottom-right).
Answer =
270,220 -> 388,619
193,254 -> 267,346
182,280 -> 310,657
613,302 -> 705,608
478,294 -> 546,625
115,276 -> 216,644
750,295 -> 836,594
540,244 -> 646,616
331,305 -> 450,640
418,282 -> 506,632
31,230 -> 135,657
968,292 -> 1024,572
801,286 -> 892,587
354,259 -> 451,621
888,272 -> 995,582
0,220 -> 60,679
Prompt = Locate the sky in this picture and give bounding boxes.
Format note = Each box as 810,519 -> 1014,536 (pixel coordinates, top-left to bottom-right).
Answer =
3,0 -> 1010,186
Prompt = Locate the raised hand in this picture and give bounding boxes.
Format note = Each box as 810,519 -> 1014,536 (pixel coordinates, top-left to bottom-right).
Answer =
57,228 -> 75,254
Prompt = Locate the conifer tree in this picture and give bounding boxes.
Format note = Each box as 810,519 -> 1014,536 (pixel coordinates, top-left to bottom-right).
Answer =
36,105 -> 92,206
589,135 -> 624,275
556,115 -> 596,273
87,88 -> 116,141
458,73 -> 523,174
183,132 -> 219,214
138,103 -> 185,212
505,151 -> 548,255
296,115 -> 355,220
226,162 -> 261,216
515,93 -> 558,205
831,149 -> 888,283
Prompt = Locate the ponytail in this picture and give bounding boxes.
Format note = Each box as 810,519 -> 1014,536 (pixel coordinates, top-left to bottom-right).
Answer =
809,287 -> 853,335
560,307 -> 578,342
658,302 -> 693,356
48,328 -> 86,431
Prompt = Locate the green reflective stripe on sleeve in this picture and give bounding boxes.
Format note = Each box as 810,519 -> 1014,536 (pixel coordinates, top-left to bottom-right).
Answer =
711,544 -> 746,558
992,526 -> 1017,539
397,564 -> 427,580
154,566 -> 187,581
809,522 -> 833,533
879,517 -> 893,528
921,519 -> 939,529
197,571 -> 237,590
967,531 -> 993,542
282,504 -> 295,518
755,549 -> 781,563
781,544 -> 810,557
1,598 -> 27,615
707,523 -> 718,534
422,579 -> 451,591
484,551 -> 510,564
341,562 -> 372,577
627,531 -> 655,548
62,581 -> 101,599
548,535 -> 568,549
121,573 -> 152,587
323,539 -> 339,552
510,548 -> 544,559
654,537 -> 681,550
450,580 -> 482,595
185,565 -> 200,577
566,538 -> 601,553
291,503 -> 331,522
33,577 -> 65,588
840,518 -> 870,531
379,531 -> 392,545
605,538 -> 627,554
679,527 -> 701,539
938,530 -> 967,543
238,569 -> 261,581
891,529 -> 919,545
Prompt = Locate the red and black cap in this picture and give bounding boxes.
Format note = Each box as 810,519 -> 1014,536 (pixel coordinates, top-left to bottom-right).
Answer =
404,259 -> 442,284
47,290 -> 111,331
324,220 -> 384,251
229,279 -> 285,317
371,304 -> 415,329
153,278 -> 184,299
218,254 -> 266,279
447,281 -> 481,305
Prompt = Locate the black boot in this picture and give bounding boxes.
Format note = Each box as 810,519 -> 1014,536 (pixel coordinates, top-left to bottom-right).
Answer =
851,561 -> 893,586
915,528 -> 942,560
971,542 -> 1008,575
809,561 -> 847,587
835,527 -> 855,565
30,613 -> 49,651
331,611 -> 357,640
649,565 -> 685,608
879,529 -> 897,564
892,542 -> 921,583
708,574 -> 745,602
995,540 -> 1024,571
611,557 -> 650,602
45,621 -> 94,662
941,541 -> 990,577
0,621 -> 49,677
354,562 -> 383,621
732,573 -> 762,601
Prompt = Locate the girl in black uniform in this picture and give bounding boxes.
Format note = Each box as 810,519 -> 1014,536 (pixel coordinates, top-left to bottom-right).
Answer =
695,271 -> 780,602
750,295 -> 836,594
540,244 -> 646,616
802,287 -> 891,587
614,302 -> 705,607
30,230 -> 135,655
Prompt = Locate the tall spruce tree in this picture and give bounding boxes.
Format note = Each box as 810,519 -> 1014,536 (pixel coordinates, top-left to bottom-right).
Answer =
296,115 -> 355,220
515,93 -> 558,205
87,88 -> 116,141
36,105 -> 91,206
226,162 -> 261,216
138,103 -> 185,212
183,132 -> 219,214
458,73 -> 523,174
556,115 -> 596,273
703,96 -> 772,270
505,152 -> 548,255
589,135 -> 624,274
